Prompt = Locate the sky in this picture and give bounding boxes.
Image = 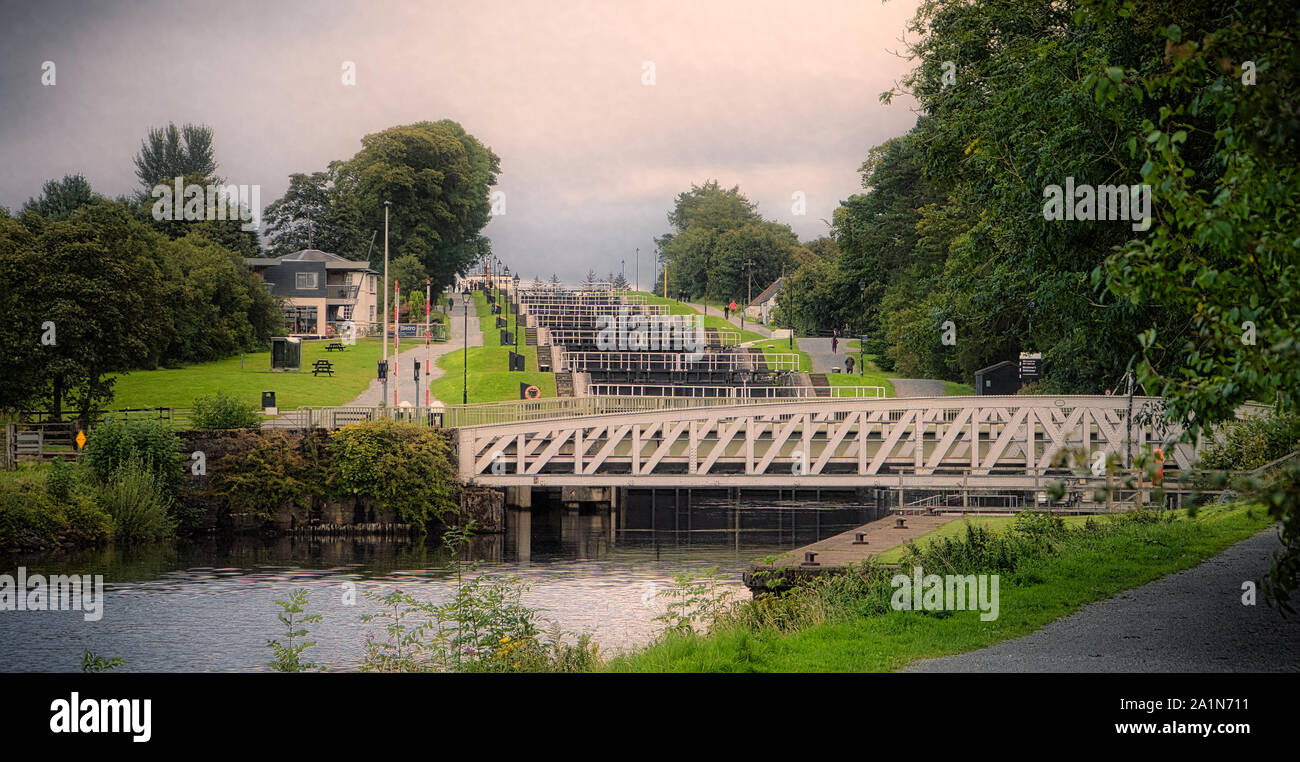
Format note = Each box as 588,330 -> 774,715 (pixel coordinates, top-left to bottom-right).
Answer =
0,0 -> 921,283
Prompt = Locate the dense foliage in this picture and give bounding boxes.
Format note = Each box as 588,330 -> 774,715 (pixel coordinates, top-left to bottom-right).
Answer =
327,419 -> 460,532
191,391 -> 262,429
655,181 -> 810,304
262,120 -> 501,295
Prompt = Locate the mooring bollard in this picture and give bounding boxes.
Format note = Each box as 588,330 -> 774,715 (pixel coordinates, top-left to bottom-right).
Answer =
895,517 -> 907,529
802,551 -> 820,566
853,533 -> 869,545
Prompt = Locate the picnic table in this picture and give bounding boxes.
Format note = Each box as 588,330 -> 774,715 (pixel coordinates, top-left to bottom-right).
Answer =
325,342 -> 347,352
312,359 -> 335,376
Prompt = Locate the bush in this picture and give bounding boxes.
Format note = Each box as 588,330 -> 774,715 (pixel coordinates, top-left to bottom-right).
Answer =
95,456 -> 177,542
328,420 -> 459,533
1198,411 -> 1300,471
212,430 -> 325,520
191,391 -> 261,429
82,418 -> 183,494
0,465 -> 112,549
45,458 -> 79,502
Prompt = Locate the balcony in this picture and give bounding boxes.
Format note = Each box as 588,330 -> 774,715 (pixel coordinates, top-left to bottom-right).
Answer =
325,284 -> 360,301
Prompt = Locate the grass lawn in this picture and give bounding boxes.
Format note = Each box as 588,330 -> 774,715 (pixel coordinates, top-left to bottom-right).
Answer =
634,292 -> 766,343
841,341 -> 973,396
605,503 -> 1274,672
871,514 -> 1095,563
431,291 -> 556,404
108,337 -> 384,411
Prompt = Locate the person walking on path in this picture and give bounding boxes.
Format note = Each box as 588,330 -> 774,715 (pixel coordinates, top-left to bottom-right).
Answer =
831,328 -> 839,354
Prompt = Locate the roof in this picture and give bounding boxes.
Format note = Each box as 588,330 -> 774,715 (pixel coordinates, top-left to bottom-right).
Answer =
245,249 -> 375,271
751,277 -> 783,305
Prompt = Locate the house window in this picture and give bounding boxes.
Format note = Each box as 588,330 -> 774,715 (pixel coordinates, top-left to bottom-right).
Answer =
283,305 -> 318,334
295,272 -> 319,290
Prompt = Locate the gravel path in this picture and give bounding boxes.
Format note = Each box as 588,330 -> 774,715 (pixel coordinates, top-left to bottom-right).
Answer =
904,529 -> 1300,672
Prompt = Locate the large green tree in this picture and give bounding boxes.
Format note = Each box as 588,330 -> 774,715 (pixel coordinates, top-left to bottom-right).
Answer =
262,163 -> 367,257
0,202 -> 171,418
337,120 -> 500,293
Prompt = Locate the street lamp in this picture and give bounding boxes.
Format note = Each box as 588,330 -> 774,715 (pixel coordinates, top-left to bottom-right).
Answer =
462,292 -> 470,404
858,280 -> 866,376
381,201 -> 391,408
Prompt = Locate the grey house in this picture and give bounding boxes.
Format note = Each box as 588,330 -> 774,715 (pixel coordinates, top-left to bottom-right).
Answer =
245,249 -> 380,337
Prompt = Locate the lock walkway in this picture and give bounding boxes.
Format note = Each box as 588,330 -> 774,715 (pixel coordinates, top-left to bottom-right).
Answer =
742,514 -> 956,592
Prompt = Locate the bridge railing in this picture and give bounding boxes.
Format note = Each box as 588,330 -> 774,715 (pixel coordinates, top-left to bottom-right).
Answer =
584,383 -> 886,399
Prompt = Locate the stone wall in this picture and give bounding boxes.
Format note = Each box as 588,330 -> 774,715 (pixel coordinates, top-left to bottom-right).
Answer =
175,429 -> 464,537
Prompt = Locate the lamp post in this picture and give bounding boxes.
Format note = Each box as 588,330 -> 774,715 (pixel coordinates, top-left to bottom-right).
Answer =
463,292 -> 470,404
635,247 -> 639,292
858,280 -> 866,376
740,259 -> 754,331
380,201 -> 391,408
424,278 -> 431,408
513,273 -> 521,353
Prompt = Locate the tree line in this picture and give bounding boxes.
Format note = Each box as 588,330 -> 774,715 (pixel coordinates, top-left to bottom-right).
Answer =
0,119 -> 500,418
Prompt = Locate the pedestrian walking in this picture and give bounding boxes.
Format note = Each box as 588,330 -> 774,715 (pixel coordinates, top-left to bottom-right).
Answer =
831,328 -> 839,354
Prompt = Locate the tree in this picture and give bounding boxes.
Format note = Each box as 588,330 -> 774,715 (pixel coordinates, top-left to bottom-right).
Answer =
389,254 -> 430,305
133,123 -> 218,190
706,221 -> 797,304
149,233 -> 283,365
262,165 -> 367,257
22,175 -> 98,221
0,201 -> 171,419
656,181 -> 763,299
339,121 -> 500,293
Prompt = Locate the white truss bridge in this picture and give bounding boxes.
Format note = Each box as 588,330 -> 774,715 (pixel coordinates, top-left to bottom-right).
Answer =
456,395 -> 1200,489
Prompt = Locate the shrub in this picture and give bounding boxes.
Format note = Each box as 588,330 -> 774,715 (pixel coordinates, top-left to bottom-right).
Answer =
82,418 -> 183,494
211,430 -> 324,520
0,465 -> 112,548
95,456 -> 177,542
191,391 -> 261,429
1198,410 -> 1300,471
328,420 -> 459,533
45,458 -> 79,502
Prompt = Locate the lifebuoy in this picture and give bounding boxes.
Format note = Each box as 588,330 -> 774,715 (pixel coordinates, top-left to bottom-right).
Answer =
524,385 -> 541,400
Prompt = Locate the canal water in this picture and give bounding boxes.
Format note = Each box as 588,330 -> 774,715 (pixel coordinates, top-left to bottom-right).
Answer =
0,494 -> 884,672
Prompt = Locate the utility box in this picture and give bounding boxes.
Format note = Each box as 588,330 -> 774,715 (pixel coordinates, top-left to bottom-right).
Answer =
501,330 -> 513,346
508,352 -> 526,372
975,360 -> 1020,395
262,391 -> 277,415
496,316 -> 507,329
270,337 -> 302,370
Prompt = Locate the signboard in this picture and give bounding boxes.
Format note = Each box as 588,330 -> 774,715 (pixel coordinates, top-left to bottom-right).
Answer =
1019,352 -> 1042,381
520,383 -> 541,400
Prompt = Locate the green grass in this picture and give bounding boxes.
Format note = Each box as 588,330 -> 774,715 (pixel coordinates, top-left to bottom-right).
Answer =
605,503 -> 1274,672
871,514 -> 1095,563
430,291 -> 556,404
841,341 -> 973,396
634,292 -> 766,343
108,338 -> 385,411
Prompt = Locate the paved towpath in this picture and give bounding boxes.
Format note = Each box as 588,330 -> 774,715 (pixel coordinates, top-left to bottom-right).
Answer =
686,302 -> 773,338
905,529 -> 1300,672
798,337 -> 949,397
345,297 -> 483,407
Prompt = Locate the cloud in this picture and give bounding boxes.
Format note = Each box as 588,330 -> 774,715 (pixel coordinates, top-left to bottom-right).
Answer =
0,0 -> 920,280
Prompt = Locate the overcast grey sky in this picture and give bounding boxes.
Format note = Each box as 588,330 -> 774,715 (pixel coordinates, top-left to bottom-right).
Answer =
0,0 -> 920,282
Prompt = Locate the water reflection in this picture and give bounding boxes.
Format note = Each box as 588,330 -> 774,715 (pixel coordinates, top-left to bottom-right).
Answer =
0,494 -> 883,672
